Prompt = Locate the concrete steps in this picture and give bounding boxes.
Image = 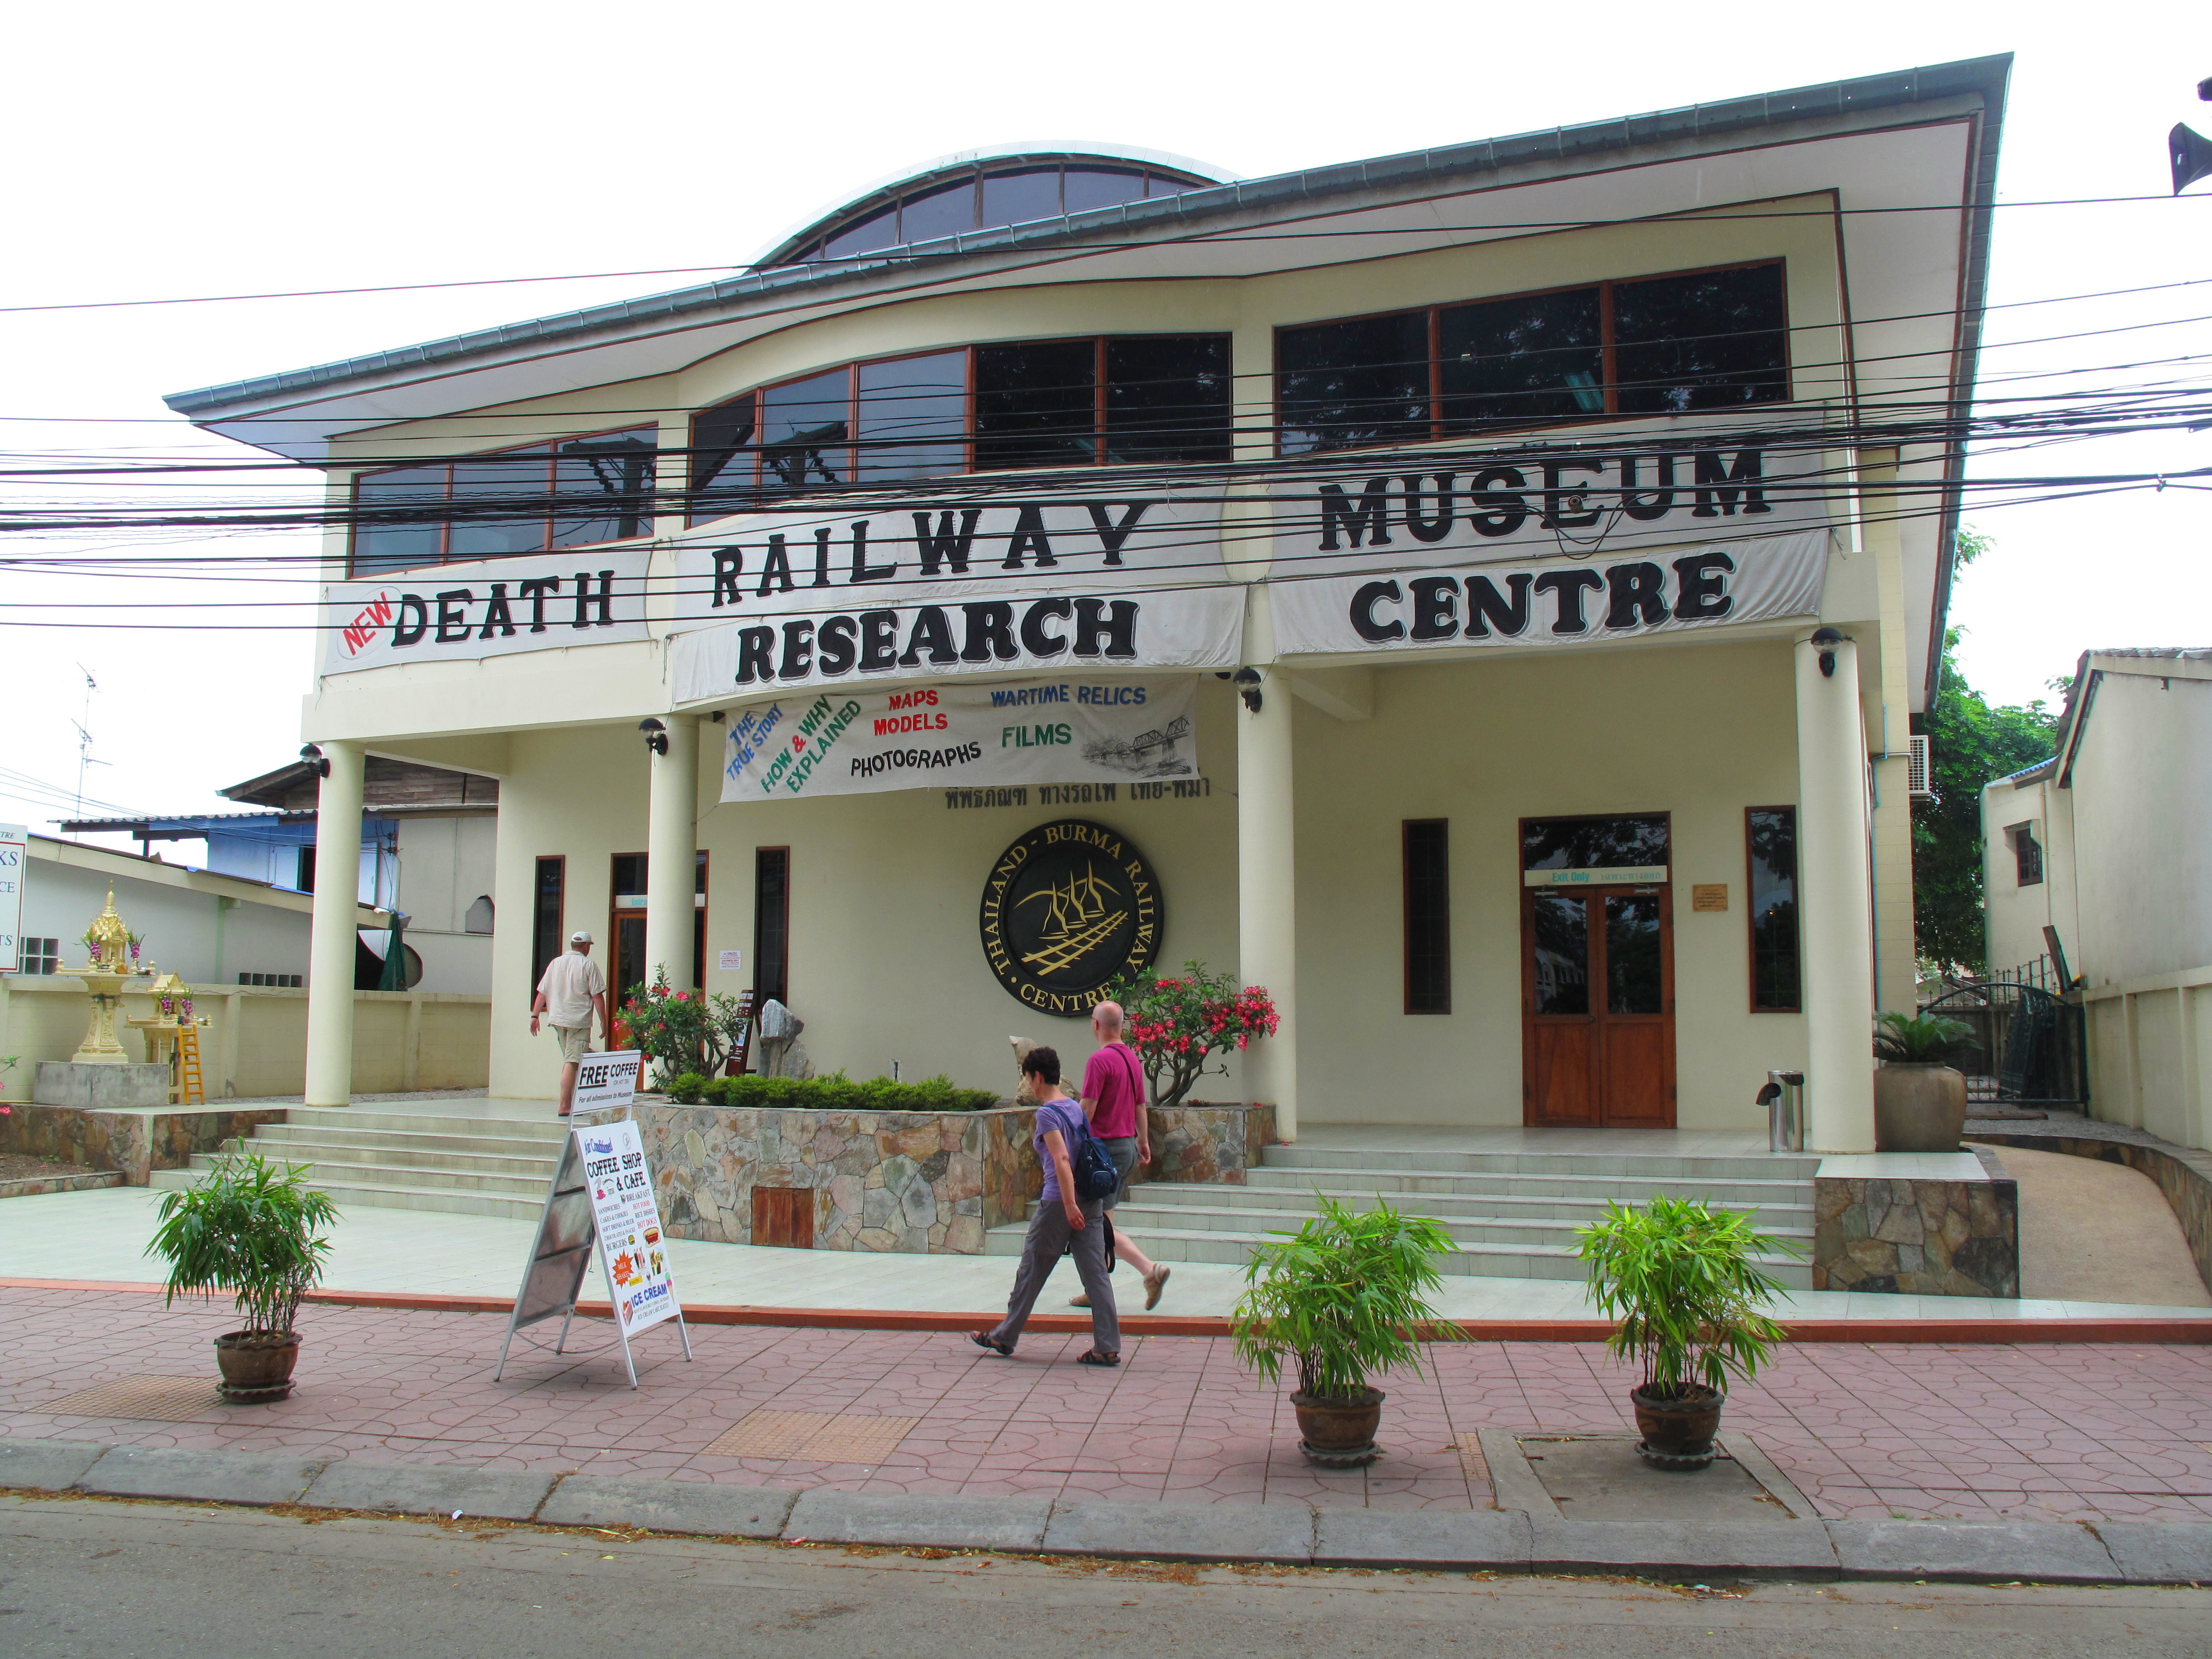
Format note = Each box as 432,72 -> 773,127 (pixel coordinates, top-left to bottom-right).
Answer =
985,1142 -> 1819,1288
148,1105 -> 566,1222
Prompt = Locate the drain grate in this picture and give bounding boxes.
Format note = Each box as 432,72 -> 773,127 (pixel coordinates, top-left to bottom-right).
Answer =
45,1375 -> 221,1422
1456,1432 -> 1491,1488
703,1409 -> 920,1464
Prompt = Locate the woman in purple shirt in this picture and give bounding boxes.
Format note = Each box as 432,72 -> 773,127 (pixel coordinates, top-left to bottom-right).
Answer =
971,1046 -> 1120,1365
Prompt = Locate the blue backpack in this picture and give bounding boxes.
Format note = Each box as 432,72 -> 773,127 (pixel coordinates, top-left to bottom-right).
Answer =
1043,1100 -> 1121,1202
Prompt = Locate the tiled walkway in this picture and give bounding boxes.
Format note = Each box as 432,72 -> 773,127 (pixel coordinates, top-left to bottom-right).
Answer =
6,1289 -> 2210,1526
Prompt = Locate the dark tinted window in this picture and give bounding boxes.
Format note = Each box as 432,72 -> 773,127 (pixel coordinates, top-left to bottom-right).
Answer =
1404,819 -> 1450,1014
1440,288 -> 1604,430
1522,815 -> 1671,872
1104,335 -> 1231,464
448,447 -> 551,561
1605,895 -> 1664,1014
981,166 -> 1061,226
529,857 -> 564,997
899,179 -> 974,243
1613,264 -> 1787,413
1277,311 -> 1431,454
754,848 -> 790,1008
856,353 -> 967,483
553,427 -> 657,547
689,393 -> 755,524
352,465 -> 448,575
976,340 -> 1096,470
759,369 -> 851,489
1065,168 -> 1149,213
822,205 -> 899,259
1748,806 -> 1800,1011
1531,894 -> 1589,1016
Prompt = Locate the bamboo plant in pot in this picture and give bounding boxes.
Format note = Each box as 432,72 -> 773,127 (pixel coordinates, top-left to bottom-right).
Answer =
1574,1195 -> 1797,1470
1230,1195 -> 1461,1467
1872,1011 -> 1975,1152
148,1150 -> 337,1403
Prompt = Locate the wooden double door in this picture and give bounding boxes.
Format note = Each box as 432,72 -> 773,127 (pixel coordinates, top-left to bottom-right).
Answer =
1521,884 -> 1675,1127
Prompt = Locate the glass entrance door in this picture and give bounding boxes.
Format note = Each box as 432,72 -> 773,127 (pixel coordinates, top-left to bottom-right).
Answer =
1521,885 -> 1675,1127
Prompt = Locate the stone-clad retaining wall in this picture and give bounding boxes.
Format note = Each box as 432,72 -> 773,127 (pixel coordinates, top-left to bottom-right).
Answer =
1145,1102 -> 1277,1184
633,1098 -> 1283,1254
1812,1149 -> 2020,1297
633,1103 -> 1037,1254
0,1102 -> 290,1185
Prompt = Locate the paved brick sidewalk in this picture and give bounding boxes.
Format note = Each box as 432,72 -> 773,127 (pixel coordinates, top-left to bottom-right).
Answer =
5,1290 -> 2210,1526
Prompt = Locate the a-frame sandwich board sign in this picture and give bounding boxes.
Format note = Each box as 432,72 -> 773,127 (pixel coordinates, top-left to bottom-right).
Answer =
495,1117 -> 692,1389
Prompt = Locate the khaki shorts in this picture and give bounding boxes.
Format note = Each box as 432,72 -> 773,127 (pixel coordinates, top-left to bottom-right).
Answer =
551,1023 -> 592,1063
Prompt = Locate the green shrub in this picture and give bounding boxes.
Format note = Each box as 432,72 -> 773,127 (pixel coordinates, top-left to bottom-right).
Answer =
666,1072 -> 709,1104
147,1150 -> 338,1336
1873,1011 -> 1974,1064
686,1071 -> 999,1113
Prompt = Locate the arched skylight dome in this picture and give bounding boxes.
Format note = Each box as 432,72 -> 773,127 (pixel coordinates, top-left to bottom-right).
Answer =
759,143 -> 1234,268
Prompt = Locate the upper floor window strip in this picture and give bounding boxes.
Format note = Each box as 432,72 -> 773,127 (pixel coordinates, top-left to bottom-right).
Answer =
1276,261 -> 1789,455
785,163 -> 1206,266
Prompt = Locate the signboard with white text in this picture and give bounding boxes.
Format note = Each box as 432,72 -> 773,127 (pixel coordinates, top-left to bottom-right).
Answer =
721,676 -> 1198,802
576,1119 -> 681,1336
0,824 -> 24,975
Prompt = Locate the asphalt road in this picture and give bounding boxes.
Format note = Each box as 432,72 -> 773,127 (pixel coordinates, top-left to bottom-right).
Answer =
1,1495 -> 2206,1658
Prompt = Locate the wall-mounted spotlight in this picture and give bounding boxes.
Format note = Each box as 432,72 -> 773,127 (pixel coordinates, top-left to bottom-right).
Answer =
299,742 -> 330,779
638,717 -> 669,756
1809,627 -> 1848,679
1232,667 -> 1263,714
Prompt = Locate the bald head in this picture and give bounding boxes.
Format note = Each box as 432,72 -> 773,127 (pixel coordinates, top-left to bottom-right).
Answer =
1091,1000 -> 1125,1037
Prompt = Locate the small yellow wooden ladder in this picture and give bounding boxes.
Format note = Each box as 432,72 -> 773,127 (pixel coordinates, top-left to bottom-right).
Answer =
175,1025 -> 206,1107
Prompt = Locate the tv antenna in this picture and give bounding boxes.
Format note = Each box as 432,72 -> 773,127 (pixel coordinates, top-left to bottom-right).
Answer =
70,665 -> 108,829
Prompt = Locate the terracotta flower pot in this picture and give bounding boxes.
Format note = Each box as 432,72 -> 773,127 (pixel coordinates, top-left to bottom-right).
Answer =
1630,1382 -> 1724,1469
1873,1062 -> 1968,1153
214,1330 -> 301,1403
1292,1386 -> 1384,1467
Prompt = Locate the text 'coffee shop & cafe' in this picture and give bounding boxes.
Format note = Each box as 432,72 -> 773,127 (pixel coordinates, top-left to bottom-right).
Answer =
165,58 -> 2006,1177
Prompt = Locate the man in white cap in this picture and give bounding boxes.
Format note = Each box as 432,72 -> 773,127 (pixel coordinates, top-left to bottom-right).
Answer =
530,931 -> 608,1117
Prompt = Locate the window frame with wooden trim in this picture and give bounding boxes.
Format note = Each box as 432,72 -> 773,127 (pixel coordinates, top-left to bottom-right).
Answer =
1273,259 -> 1791,456
1402,818 -> 1451,1014
685,334 -> 1234,522
752,847 -> 791,1009
1745,806 -> 1801,1014
528,855 -> 566,1000
349,423 -> 662,578
2007,821 -> 2045,888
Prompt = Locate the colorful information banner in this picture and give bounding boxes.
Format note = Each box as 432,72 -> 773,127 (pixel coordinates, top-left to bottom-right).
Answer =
720,676 -> 1199,802
576,1119 -> 681,1335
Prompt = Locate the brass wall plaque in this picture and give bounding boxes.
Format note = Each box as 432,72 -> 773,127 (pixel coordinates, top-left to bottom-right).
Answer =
1691,884 -> 1729,912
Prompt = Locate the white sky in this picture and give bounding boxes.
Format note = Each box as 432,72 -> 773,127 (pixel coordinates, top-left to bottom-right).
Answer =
3,1 -> 2206,855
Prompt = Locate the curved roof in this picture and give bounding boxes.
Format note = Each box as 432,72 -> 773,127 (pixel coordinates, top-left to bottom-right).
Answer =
753,141 -> 1236,268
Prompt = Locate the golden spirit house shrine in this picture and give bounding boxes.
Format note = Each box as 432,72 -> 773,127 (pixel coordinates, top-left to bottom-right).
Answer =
166,58 -> 2008,1166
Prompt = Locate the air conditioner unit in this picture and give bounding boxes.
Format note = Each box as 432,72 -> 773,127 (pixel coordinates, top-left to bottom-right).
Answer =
1906,733 -> 1934,799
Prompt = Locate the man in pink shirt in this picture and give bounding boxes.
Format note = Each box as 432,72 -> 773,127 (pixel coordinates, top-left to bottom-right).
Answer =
1071,999 -> 1170,1311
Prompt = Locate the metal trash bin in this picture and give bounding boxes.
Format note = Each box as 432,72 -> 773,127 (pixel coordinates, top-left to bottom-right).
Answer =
1756,1069 -> 1805,1153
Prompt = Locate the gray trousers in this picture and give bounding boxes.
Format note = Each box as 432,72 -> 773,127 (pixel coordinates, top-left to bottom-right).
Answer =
989,1193 -> 1121,1355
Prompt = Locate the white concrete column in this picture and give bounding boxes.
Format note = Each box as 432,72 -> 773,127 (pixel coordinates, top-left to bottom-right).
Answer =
1795,637 -> 1876,1152
303,739 -> 365,1108
1237,668 -> 1298,1142
645,717 -> 700,990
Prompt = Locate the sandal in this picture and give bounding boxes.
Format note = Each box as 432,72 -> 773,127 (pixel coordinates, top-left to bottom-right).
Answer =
969,1331 -> 1013,1357
1143,1266 -> 1170,1310
1076,1349 -> 1121,1367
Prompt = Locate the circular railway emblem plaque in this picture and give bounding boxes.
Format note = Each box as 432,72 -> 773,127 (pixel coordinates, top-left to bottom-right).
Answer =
979,819 -> 1163,1016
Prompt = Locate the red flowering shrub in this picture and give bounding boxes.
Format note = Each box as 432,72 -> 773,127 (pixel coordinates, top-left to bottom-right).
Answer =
620,972 -> 752,1089
1101,959 -> 1279,1111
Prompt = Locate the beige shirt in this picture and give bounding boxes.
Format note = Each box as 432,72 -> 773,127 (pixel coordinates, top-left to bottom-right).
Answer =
536,952 -> 606,1028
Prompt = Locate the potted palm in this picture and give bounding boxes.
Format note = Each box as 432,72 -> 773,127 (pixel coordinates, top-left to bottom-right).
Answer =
1873,1011 -> 1974,1152
147,1150 -> 338,1403
1230,1195 -> 1461,1467
1574,1196 -> 1797,1469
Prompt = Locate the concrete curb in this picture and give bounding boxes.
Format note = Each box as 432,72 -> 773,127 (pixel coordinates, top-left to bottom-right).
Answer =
3,1438 -> 2206,1585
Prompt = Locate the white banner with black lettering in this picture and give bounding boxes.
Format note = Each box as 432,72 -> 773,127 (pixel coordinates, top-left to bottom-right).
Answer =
321,546 -> 650,676
670,582 -> 1242,704
1270,528 -> 1829,657
667,493 -> 1223,633
720,676 -> 1198,802
1267,410 -> 1833,577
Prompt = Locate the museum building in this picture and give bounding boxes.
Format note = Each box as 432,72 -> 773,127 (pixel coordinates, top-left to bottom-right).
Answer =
167,58 -> 2008,1153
